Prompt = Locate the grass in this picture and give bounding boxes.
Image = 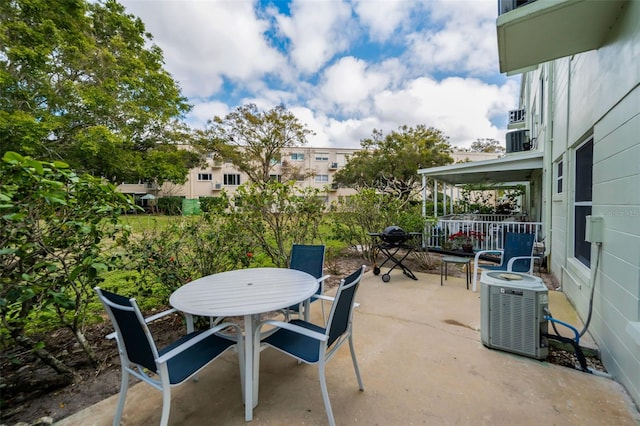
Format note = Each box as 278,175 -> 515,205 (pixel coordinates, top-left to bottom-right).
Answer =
118,214 -> 180,233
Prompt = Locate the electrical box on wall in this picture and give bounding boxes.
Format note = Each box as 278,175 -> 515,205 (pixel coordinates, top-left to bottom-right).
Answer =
585,215 -> 603,243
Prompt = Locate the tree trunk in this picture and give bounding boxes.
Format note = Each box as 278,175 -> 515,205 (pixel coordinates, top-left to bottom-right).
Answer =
16,334 -> 77,378
73,328 -> 98,366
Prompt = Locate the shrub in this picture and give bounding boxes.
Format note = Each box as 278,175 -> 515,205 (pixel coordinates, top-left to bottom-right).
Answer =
157,196 -> 184,215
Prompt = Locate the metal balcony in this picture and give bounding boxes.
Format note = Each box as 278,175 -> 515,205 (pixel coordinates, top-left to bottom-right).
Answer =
497,0 -> 628,73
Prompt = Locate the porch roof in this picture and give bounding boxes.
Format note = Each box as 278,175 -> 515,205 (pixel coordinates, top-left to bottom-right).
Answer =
418,151 -> 543,185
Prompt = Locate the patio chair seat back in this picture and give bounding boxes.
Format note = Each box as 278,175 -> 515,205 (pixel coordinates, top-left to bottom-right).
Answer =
289,244 -> 325,297
502,232 -> 536,272
286,244 -> 327,318
100,289 -> 158,373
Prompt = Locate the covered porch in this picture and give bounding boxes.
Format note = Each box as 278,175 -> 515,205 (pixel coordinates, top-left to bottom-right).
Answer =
418,151 -> 545,252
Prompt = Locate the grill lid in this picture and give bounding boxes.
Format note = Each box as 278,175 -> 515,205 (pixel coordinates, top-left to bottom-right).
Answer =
380,226 -> 410,244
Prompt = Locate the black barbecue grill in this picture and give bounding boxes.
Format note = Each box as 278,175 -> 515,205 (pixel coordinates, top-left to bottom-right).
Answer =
369,226 -> 420,282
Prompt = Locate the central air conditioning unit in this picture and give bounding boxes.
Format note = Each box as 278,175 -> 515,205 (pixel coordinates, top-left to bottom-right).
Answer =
481,271 -> 549,359
506,130 -> 530,153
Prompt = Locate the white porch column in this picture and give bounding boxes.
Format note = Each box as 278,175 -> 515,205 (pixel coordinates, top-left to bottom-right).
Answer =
450,185 -> 454,213
434,179 -> 438,217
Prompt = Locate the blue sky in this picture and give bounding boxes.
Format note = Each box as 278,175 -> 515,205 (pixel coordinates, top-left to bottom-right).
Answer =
121,0 -> 520,149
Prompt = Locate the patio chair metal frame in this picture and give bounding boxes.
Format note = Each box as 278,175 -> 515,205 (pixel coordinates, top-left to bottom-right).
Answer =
256,265 -> 366,426
95,287 -> 243,426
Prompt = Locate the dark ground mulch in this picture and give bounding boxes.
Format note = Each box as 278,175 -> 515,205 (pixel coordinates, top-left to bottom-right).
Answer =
0,251 -> 605,425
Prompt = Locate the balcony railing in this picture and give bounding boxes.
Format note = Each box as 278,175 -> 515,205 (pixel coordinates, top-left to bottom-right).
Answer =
508,108 -> 526,129
425,214 -> 542,252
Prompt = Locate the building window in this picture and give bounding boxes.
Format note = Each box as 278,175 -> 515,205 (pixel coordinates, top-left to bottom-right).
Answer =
198,173 -> 213,181
315,175 -> 329,183
315,152 -> 329,161
556,161 -> 563,194
269,174 -> 281,182
295,174 -> 305,182
224,174 -> 241,186
574,139 -> 593,267
290,153 -> 305,161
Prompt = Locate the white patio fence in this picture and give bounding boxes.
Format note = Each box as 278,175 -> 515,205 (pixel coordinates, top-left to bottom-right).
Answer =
424,214 -> 543,252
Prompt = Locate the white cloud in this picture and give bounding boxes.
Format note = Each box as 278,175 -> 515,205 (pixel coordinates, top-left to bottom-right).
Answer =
119,0 -> 518,151
187,101 -> 230,129
352,0 -> 413,41
273,0 -> 353,74
121,0 -> 285,98
318,57 -> 390,114
371,76 -> 519,148
405,0 -> 499,75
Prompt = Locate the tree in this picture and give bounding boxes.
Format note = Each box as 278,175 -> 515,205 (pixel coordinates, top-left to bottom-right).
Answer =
0,152 -> 137,376
333,125 -> 453,200
202,104 -> 314,186
0,0 -> 199,183
230,180 -> 325,267
469,138 -> 505,153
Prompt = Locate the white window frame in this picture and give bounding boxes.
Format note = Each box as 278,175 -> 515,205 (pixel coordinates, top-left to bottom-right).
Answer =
290,153 -> 305,161
573,138 -> 593,268
315,174 -> 329,183
555,160 -> 563,194
197,173 -> 213,181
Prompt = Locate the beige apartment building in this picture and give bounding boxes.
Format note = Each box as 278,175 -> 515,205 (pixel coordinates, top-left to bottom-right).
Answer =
117,147 -> 500,209
117,146 -> 361,206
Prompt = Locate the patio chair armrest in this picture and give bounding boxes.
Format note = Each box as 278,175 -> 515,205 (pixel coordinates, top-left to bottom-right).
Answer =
105,308 -> 179,340
506,256 -> 537,271
259,319 -> 328,342
315,294 -> 334,302
317,274 -> 331,294
144,308 -> 178,324
156,321 -> 241,365
474,249 -> 503,263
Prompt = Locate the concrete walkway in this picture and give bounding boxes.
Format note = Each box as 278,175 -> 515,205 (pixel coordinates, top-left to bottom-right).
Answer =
58,270 -> 640,425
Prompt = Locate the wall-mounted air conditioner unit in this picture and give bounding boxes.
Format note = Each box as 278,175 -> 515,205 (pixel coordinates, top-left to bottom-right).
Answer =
506,130 -> 530,153
481,271 -> 549,359
213,183 -> 222,190
329,162 -> 339,170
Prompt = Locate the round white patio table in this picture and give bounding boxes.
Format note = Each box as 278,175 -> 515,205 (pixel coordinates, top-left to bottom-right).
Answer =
169,267 -> 318,422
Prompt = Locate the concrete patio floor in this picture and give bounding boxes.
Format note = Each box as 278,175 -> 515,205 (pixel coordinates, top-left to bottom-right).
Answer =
58,269 -> 640,426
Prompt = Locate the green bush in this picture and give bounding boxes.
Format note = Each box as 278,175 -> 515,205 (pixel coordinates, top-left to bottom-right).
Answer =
199,195 -> 229,213
0,152 -> 137,371
157,196 -> 184,215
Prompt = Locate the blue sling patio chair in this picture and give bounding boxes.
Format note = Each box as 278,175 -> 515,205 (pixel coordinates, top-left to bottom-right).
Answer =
256,265 -> 366,426
285,244 -> 331,322
95,287 -> 243,426
471,231 -> 537,292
